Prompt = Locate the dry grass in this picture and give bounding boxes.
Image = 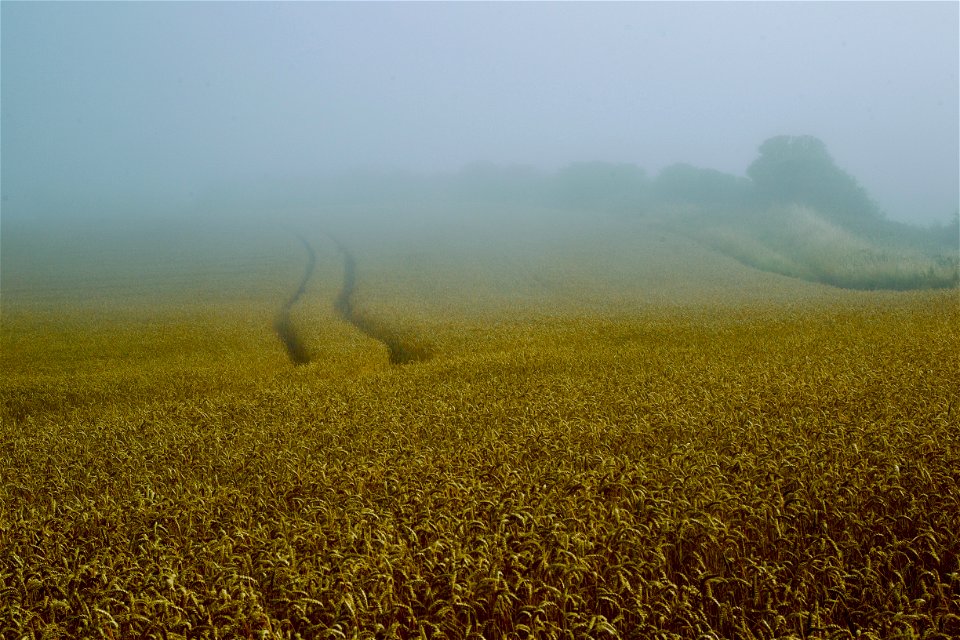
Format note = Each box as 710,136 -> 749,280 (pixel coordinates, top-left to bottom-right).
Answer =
674,204 -> 960,291
2,213 -> 958,638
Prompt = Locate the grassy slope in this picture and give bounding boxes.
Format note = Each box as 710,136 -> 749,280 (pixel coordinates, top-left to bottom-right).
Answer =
669,203 -> 960,291
2,209 -> 959,638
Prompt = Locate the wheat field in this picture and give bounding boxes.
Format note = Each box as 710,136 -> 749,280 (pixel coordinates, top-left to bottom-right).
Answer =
2,211 -> 958,638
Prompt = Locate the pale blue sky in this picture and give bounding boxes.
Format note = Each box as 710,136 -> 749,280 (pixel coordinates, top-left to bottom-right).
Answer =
2,1 -> 957,222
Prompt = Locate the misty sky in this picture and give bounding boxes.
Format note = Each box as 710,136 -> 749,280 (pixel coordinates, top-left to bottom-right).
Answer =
2,1 -> 958,223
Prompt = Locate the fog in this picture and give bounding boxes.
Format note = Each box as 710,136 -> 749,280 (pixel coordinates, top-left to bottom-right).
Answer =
2,2 -> 957,228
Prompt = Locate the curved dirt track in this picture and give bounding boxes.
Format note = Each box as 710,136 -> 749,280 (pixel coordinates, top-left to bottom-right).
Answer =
273,236 -> 316,365
330,237 -> 431,365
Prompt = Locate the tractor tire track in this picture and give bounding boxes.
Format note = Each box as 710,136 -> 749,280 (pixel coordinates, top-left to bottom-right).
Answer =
329,236 -> 432,365
274,235 -> 316,365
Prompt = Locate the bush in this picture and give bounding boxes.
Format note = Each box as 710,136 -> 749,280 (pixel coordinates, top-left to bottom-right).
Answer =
747,135 -> 883,231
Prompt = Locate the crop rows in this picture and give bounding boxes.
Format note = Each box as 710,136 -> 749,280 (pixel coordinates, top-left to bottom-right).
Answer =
2,288 -> 958,638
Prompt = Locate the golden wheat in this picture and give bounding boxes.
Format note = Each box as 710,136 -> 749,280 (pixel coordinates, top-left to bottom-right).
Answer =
2,214 -> 958,638
2,288 -> 957,638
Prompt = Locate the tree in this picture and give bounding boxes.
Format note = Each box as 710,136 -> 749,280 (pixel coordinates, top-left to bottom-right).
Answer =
449,162 -> 548,204
551,162 -> 649,213
747,135 -> 882,229
653,163 -> 751,209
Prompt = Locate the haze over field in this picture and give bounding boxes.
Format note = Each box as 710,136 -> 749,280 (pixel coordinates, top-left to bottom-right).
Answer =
4,5 -> 960,636
2,1 -> 958,229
